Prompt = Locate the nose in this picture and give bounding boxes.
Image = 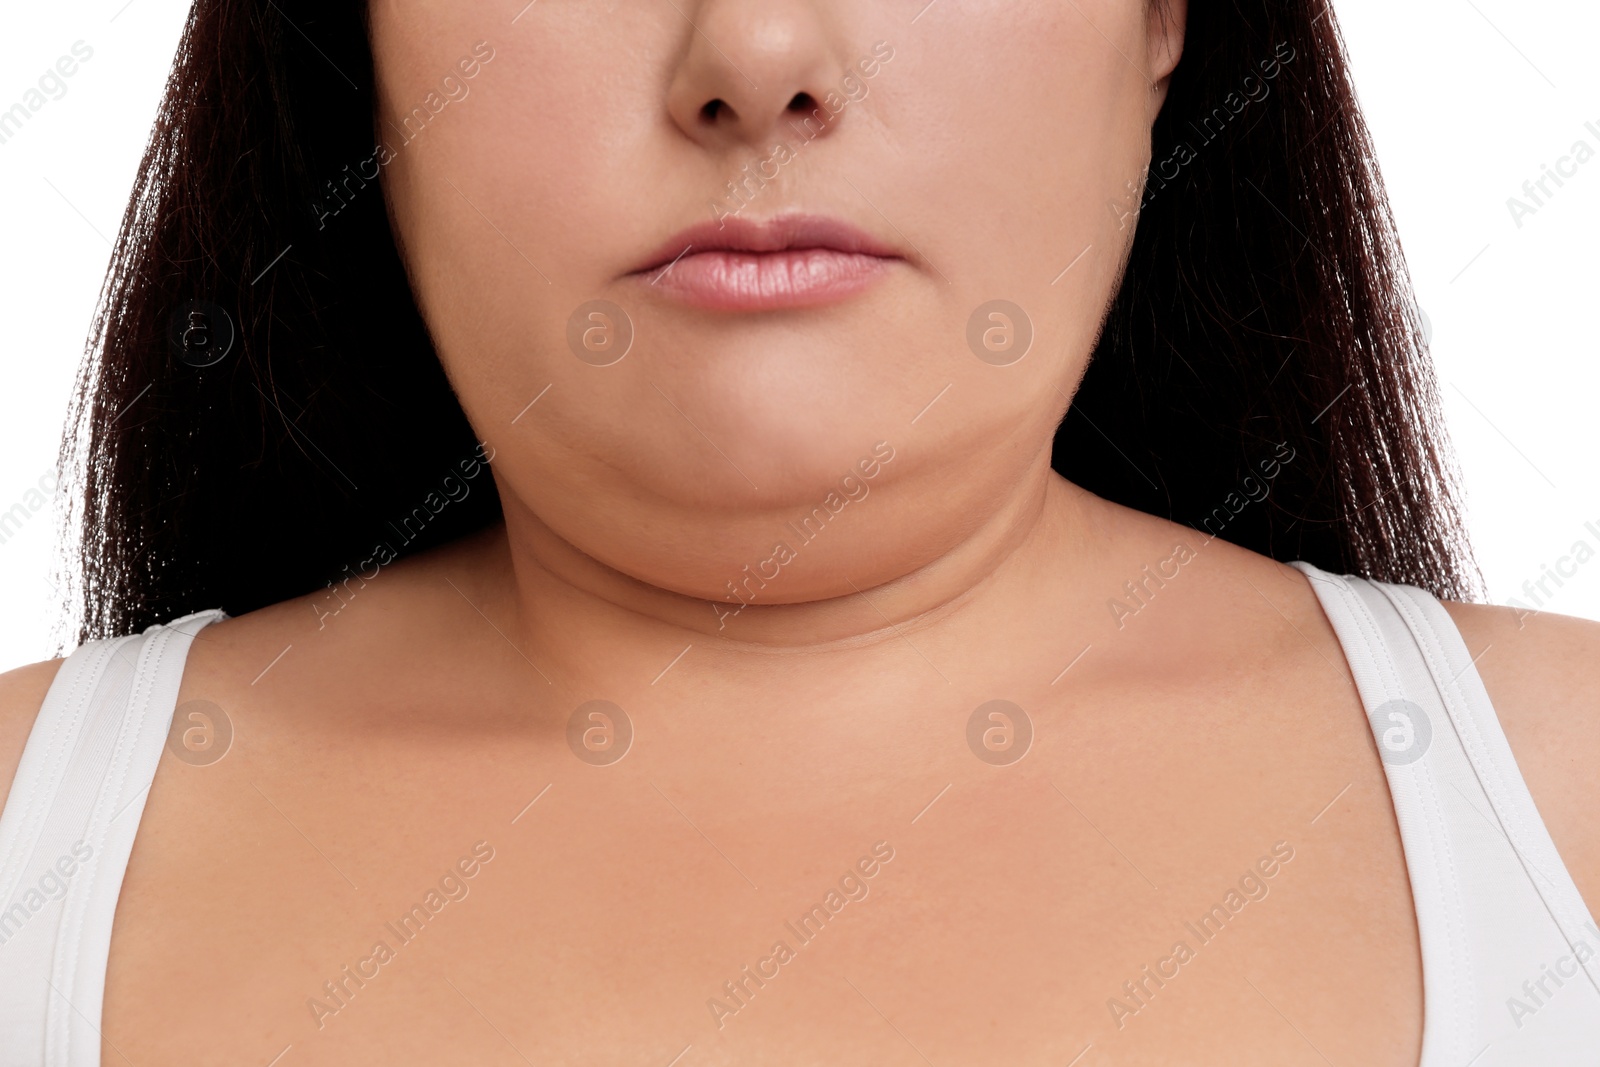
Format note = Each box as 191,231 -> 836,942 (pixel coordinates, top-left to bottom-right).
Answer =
666,0 -> 846,151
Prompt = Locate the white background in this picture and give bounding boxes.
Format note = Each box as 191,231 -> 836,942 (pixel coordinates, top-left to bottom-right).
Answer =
1,1 -> 1597,670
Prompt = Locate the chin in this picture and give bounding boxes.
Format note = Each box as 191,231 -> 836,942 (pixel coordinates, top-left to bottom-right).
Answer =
620,384 -> 901,510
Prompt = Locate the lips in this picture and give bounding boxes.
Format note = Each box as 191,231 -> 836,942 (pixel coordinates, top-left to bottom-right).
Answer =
627,214 -> 902,311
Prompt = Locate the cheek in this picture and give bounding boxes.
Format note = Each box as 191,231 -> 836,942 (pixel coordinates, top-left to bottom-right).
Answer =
867,6 -> 1153,417
375,5 -> 680,419
375,10 -> 673,286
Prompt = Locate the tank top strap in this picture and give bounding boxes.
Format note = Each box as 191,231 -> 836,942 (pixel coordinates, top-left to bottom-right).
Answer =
0,609 -> 225,1067
1293,561 -> 1600,1065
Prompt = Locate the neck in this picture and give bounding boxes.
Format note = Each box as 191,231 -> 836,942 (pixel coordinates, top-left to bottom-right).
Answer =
481,460 -> 1105,669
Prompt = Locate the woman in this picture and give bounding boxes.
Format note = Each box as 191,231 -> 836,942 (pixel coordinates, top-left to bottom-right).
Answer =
1,0 -> 1597,1063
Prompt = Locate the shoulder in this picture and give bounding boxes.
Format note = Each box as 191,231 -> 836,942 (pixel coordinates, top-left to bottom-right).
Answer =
1440,599 -> 1600,912
173,523 -> 514,724
0,657 -> 67,811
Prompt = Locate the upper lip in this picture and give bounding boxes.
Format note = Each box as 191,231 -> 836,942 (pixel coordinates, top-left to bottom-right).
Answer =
629,214 -> 903,276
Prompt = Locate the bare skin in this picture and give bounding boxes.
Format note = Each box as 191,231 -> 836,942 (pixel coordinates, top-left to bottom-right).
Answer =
4,484 -> 1598,1066
2,1 -> 1597,1064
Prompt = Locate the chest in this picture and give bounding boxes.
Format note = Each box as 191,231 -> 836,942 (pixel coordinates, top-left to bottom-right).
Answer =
101,680 -> 1424,1065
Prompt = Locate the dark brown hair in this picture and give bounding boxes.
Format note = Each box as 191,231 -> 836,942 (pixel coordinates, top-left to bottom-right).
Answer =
58,0 -> 1481,646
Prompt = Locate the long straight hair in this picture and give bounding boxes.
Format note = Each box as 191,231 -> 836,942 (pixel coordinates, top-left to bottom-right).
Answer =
57,0 -> 1481,647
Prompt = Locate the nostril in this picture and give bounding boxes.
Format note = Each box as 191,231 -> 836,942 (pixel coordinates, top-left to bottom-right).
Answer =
786,92 -> 816,113
700,99 -> 728,123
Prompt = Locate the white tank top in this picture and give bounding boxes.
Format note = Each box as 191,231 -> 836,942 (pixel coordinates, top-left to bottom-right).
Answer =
0,565 -> 1597,1064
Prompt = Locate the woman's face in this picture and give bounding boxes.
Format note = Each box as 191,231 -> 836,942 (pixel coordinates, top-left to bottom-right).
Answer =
369,0 -> 1184,607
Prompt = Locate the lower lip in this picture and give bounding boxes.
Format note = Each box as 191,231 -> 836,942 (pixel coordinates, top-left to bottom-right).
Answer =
635,248 -> 896,311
